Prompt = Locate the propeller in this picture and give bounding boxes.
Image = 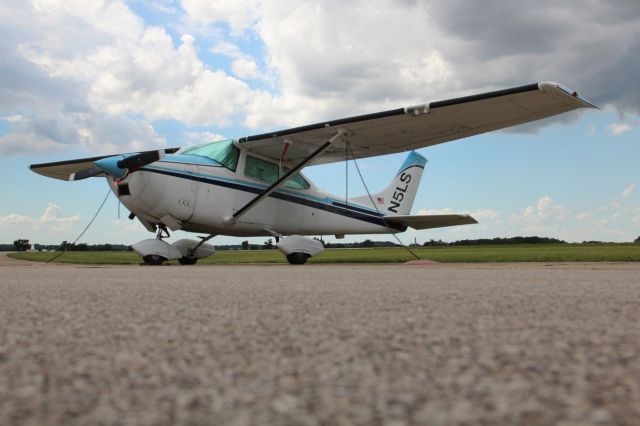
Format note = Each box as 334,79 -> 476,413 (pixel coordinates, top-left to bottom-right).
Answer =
93,147 -> 180,179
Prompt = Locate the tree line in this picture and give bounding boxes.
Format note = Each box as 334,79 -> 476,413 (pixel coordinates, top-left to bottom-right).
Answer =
2,240 -> 131,252
422,236 -> 567,246
3,235 -> 640,252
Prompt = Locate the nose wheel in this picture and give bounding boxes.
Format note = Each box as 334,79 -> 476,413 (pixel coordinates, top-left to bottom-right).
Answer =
143,254 -> 166,265
140,225 -> 172,265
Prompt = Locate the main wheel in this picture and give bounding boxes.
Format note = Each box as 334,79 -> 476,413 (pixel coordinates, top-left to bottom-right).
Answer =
178,256 -> 198,265
143,254 -> 166,265
286,252 -> 310,265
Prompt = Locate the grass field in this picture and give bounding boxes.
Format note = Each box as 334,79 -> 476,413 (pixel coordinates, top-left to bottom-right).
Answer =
8,243 -> 640,264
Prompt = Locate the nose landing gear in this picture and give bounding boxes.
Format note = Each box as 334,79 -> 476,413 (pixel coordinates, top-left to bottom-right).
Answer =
133,225 -> 180,266
143,254 -> 166,265
132,226 -> 216,266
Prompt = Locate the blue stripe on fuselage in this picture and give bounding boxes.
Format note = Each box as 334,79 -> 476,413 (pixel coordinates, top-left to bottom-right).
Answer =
152,161 -> 384,216
140,165 -> 404,230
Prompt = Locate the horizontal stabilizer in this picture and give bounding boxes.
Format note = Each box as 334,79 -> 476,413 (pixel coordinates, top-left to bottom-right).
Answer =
385,214 -> 477,230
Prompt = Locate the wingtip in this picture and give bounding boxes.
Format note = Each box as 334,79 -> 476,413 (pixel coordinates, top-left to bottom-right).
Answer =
463,214 -> 478,224
538,81 -> 599,109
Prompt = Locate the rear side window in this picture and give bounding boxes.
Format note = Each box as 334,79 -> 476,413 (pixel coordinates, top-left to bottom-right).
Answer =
245,155 -> 279,183
283,168 -> 311,190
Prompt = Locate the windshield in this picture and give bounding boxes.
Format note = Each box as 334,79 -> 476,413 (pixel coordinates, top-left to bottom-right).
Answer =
179,140 -> 240,171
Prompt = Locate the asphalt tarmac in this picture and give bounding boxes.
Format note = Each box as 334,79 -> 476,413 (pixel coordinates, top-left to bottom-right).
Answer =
1,256 -> 640,425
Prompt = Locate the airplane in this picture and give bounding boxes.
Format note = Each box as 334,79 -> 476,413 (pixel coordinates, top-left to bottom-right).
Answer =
30,82 -> 596,265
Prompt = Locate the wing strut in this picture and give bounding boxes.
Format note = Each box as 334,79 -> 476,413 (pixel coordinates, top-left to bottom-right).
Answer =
228,129 -> 347,224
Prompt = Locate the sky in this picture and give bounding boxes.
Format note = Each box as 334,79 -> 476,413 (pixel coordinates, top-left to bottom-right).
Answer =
0,0 -> 639,246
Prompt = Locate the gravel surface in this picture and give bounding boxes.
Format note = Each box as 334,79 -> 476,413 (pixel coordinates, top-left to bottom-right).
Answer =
1,260 -> 640,425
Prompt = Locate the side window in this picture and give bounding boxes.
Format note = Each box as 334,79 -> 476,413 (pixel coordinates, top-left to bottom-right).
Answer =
245,155 -> 279,184
283,168 -> 310,190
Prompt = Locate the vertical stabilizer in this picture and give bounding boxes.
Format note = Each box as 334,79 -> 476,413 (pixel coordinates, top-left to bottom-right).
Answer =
350,151 -> 427,216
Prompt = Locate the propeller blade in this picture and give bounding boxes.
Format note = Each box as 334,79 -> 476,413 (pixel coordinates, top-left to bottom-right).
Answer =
117,148 -> 180,170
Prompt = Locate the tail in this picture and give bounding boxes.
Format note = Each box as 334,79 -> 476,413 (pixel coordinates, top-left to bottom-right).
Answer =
350,151 -> 426,216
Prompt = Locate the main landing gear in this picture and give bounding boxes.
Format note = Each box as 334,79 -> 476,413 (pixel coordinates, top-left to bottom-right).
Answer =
177,256 -> 198,265
277,235 -> 325,265
285,252 -> 311,265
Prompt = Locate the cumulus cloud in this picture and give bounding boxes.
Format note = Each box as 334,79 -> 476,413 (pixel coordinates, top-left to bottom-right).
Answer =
3,0 -> 640,156
231,58 -> 261,80
522,195 -> 554,219
175,0 -> 640,133
608,123 -> 633,135
0,111 -> 167,155
146,0 -> 178,14
622,183 -> 636,197
180,0 -> 259,34
182,130 -> 227,145
416,192 -> 639,242
0,213 -> 33,226
210,41 -> 246,59
22,27 -> 254,127
511,195 -> 574,234
472,209 -> 499,220
417,207 -> 455,216
0,1 -> 259,155
0,203 -> 80,231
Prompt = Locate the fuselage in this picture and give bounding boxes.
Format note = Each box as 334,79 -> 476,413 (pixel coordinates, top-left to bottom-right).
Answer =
111,142 -> 402,237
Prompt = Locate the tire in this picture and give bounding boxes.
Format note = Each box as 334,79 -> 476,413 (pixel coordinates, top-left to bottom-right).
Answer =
178,256 -> 198,265
143,254 -> 166,265
286,252 -> 310,265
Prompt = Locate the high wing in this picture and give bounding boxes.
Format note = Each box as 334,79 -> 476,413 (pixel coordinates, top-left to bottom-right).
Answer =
238,82 -> 597,166
384,214 -> 478,230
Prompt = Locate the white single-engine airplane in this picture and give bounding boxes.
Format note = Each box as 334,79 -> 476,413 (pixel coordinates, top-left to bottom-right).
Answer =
30,82 -> 596,265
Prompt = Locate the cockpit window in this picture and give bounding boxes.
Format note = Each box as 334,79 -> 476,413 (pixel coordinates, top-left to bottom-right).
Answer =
178,139 -> 240,171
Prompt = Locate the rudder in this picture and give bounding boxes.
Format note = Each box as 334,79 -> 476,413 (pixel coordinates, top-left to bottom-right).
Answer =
350,151 -> 426,216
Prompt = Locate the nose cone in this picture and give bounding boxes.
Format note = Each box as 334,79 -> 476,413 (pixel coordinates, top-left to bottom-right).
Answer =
95,156 -> 127,179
